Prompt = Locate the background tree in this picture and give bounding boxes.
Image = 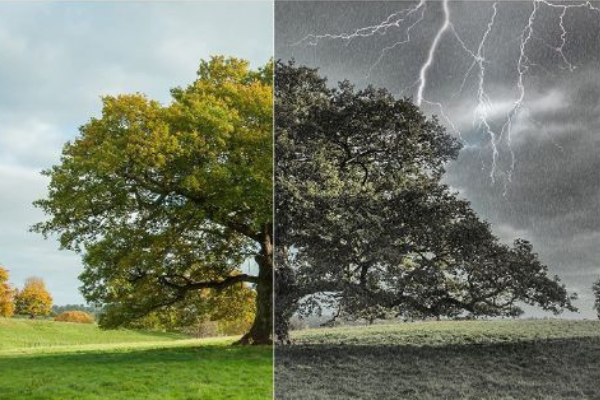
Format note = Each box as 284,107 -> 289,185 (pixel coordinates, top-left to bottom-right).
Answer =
593,279 -> 600,320
34,56 -> 273,344
14,277 -> 53,318
275,61 -> 576,341
0,265 -> 15,318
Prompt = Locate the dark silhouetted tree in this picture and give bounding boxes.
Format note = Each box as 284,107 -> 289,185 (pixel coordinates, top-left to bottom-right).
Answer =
275,61 -> 576,342
593,279 -> 600,320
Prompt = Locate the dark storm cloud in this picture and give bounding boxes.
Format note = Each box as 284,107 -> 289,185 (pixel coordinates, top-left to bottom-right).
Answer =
445,68 -> 600,313
276,1 -> 600,317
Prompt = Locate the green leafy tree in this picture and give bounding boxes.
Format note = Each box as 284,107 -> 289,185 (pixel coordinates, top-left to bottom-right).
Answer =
14,277 -> 53,318
110,283 -> 256,336
0,265 -> 15,318
275,61 -> 576,342
34,56 -> 273,344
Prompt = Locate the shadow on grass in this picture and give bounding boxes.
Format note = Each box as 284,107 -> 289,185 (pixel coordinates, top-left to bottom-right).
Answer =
276,337 -> 600,400
2,342 -> 271,363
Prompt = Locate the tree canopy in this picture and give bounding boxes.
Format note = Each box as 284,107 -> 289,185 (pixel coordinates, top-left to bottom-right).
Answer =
107,283 -> 256,337
15,277 -> 53,318
593,279 -> 600,320
0,265 -> 14,318
34,56 -> 274,344
275,61 -> 576,341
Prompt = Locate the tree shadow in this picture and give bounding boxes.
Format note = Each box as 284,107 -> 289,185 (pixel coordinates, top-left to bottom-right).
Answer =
275,337 -> 600,400
2,342 -> 271,365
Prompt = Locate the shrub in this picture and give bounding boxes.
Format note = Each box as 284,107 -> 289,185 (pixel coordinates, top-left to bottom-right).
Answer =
54,310 -> 94,324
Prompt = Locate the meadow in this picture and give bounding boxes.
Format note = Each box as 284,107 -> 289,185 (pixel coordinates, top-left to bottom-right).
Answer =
276,319 -> 600,400
0,318 -> 273,400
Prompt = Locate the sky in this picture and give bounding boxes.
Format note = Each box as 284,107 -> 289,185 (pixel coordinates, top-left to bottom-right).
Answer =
276,0 -> 600,318
0,1 -> 273,305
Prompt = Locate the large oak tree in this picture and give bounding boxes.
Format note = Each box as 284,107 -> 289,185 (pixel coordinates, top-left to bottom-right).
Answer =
275,61 -> 576,342
34,57 -> 273,344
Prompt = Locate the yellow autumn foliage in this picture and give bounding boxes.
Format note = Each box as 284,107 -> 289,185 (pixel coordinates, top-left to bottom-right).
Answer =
54,310 -> 95,324
0,265 -> 14,317
15,277 -> 53,318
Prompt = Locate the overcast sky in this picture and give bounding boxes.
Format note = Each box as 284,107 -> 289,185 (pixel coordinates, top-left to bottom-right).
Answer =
276,1 -> 600,318
0,1 -> 272,305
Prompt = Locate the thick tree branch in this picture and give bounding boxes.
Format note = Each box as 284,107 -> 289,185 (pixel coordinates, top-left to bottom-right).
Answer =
158,273 -> 259,293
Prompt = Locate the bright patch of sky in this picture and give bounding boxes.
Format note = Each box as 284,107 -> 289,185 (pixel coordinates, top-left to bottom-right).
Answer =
0,1 -> 273,304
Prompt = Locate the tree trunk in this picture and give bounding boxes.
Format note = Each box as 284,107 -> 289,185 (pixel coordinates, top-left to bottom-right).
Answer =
274,254 -> 296,344
236,223 -> 273,345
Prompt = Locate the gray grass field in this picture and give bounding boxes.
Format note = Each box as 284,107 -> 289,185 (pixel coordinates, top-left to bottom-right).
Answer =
275,320 -> 600,400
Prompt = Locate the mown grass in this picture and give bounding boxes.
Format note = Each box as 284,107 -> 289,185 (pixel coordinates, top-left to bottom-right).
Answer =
0,318 -> 273,400
0,318 -> 185,351
291,319 -> 600,346
276,320 -> 600,400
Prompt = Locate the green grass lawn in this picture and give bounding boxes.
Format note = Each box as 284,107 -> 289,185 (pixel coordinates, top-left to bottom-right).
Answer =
0,318 -> 273,400
0,318 -> 186,351
276,320 -> 600,400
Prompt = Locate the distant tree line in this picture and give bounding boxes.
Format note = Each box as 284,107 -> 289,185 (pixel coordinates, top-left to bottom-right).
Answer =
0,263 -> 253,336
0,267 -> 52,319
52,304 -> 103,318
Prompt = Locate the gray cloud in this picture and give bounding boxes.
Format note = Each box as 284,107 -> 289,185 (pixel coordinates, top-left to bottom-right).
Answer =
276,0 -> 600,318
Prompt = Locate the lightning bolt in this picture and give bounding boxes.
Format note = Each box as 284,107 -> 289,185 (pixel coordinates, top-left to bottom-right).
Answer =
293,0 -> 600,189
500,0 -> 538,186
473,2 -> 499,182
365,1 -> 427,81
293,0 -> 427,47
416,0 -> 451,107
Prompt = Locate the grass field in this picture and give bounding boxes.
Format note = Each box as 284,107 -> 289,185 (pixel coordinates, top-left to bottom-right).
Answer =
276,320 -> 600,400
0,318 -> 273,400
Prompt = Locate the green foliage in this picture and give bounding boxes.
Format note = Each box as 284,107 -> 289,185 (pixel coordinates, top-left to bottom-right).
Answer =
275,62 -> 576,340
14,277 -> 53,318
0,265 -> 14,318
33,56 -> 274,343
108,284 -> 256,337
54,310 -> 95,324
